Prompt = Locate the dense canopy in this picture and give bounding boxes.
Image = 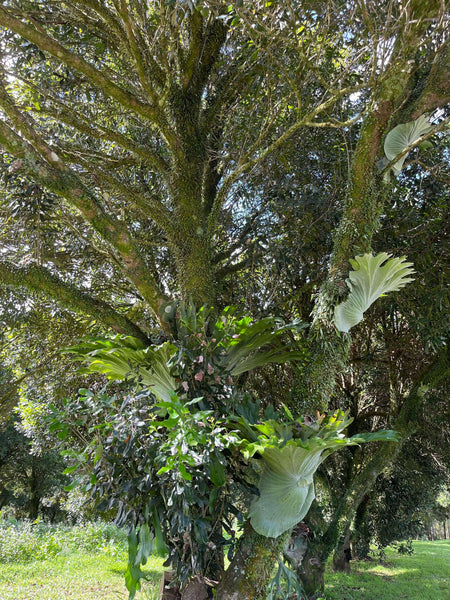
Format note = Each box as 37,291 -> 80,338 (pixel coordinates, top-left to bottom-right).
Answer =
0,2 -> 448,599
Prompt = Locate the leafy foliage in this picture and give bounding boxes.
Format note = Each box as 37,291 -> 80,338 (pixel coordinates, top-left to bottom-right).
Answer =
48,306 -> 307,593
0,518 -> 126,563
0,415 -> 68,520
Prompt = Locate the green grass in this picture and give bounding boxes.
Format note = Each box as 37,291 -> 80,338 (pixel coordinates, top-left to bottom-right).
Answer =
0,520 -> 448,600
0,519 -> 164,600
0,553 -> 165,600
323,540 -> 450,600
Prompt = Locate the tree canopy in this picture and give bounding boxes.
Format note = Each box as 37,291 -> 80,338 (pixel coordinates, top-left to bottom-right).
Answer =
0,1 -> 449,599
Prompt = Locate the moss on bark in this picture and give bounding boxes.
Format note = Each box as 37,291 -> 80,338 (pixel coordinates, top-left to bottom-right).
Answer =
215,522 -> 289,600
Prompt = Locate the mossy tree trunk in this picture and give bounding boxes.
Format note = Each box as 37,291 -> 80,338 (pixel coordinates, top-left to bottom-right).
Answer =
215,522 -> 289,600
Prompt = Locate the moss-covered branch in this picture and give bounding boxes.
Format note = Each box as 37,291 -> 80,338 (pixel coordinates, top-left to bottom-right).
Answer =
0,4 -> 179,151
0,260 -> 149,343
305,1 -> 447,408
0,6 -> 155,118
0,117 -> 168,316
117,0 -> 159,103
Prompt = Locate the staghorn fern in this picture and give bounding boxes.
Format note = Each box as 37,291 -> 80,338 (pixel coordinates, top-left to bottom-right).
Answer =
241,412 -> 399,538
334,253 -> 415,333
384,114 -> 432,175
65,336 -> 177,402
65,308 -> 306,401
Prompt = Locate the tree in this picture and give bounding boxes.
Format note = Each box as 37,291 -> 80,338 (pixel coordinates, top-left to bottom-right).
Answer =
0,415 -> 68,519
0,1 -> 449,598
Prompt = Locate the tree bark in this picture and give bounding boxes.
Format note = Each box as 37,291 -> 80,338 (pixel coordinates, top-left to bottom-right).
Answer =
215,522 -> 289,600
28,459 -> 41,520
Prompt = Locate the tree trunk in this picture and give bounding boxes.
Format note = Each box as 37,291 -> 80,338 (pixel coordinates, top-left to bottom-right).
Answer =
295,542 -> 326,599
28,459 -> 40,520
172,229 -> 215,306
332,533 -> 351,573
215,522 -> 289,600
351,495 -> 371,560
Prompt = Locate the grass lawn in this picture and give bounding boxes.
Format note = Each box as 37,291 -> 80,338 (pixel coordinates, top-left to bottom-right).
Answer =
0,552 -> 165,600
0,534 -> 448,599
323,540 -> 450,600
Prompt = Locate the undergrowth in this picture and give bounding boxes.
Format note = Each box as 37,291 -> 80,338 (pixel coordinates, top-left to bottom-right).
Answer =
0,518 -> 127,563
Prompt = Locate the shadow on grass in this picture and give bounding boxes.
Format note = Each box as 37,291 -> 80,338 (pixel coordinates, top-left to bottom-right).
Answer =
325,542 -> 450,600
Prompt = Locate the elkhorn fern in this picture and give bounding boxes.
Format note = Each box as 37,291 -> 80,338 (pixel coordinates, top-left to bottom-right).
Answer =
240,412 -> 399,538
334,253 -> 415,333
384,114 -> 432,175
65,336 -> 177,402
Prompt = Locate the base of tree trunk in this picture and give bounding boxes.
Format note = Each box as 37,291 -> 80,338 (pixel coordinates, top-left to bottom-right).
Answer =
297,556 -> 326,599
158,572 -> 180,600
333,536 -> 352,573
215,522 -> 289,600
158,572 -> 211,600
181,580 -> 209,600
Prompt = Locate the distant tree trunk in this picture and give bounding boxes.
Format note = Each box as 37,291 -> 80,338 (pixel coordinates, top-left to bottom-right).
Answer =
351,495 -> 371,560
28,459 -> 40,520
333,533 -> 352,573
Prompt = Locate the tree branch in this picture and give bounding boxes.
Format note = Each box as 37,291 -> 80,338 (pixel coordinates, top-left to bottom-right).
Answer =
0,5 -> 179,151
206,83 -> 365,238
117,0 -> 159,102
0,260 -> 149,343
0,116 -> 169,316
0,6 -> 156,117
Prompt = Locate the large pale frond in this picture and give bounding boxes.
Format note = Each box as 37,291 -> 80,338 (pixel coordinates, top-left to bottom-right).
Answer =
384,114 -> 432,174
334,253 -> 415,333
66,336 -> 177,402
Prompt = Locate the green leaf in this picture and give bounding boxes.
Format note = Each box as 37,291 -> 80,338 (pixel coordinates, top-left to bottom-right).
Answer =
152,510 -> 168,557
93,443 -> 103,464
249,445 -> 319,538
125,527 -> 142,599
179,462 -> 192,481
334,253 -> 415,333
348,429 -> 400,444
63,464 -> 79,475
384,114 -> 432,174
135,523 -> 154,566
210,458 -> 227,487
